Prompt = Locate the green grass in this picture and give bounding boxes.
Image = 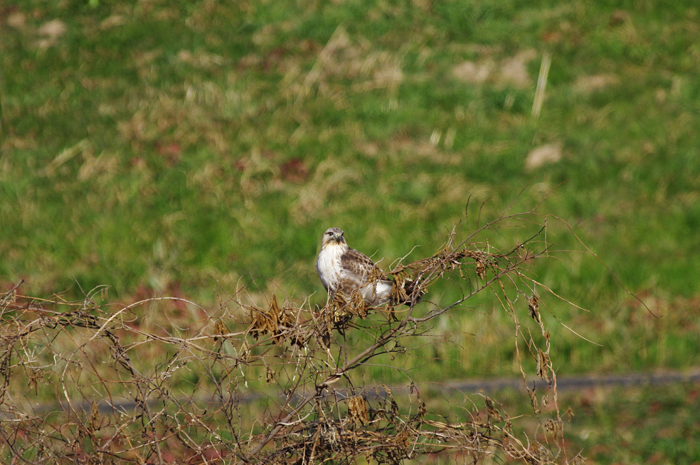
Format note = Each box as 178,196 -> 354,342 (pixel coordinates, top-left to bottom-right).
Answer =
2,0 -> 700,458
563,382 -> 700,465
417,382 -> 700,465
2,0 -> 699,356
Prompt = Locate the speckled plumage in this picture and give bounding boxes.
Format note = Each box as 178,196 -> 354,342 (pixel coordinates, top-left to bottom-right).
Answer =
316,227 -> 393,305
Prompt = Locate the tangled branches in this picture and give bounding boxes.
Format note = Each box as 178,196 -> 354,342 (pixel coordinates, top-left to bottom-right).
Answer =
0,209 -> 583,464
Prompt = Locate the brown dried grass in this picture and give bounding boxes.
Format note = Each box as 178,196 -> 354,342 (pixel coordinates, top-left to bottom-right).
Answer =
0,206 -> 590,464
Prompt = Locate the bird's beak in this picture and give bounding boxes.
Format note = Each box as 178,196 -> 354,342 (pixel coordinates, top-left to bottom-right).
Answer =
333,232 -> 342,242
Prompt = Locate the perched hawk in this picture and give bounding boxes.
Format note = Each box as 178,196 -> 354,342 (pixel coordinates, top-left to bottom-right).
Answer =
316,227 -> 393,306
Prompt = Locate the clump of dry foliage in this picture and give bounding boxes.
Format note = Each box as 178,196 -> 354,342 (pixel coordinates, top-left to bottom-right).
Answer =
0,208 -> 585,464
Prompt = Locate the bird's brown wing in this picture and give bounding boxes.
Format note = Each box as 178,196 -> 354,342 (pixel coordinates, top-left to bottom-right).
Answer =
337,249 -> 385,294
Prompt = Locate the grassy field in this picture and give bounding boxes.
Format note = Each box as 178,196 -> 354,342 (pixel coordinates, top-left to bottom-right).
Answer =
2,0 -> 699,462
564,382 -> 700,464
424,381 -> 700,464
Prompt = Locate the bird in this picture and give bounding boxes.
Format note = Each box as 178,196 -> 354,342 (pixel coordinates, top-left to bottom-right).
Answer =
316,227 -> 393,306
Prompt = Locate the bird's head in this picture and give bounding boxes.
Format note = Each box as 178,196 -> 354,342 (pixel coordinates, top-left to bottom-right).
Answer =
321,227 -> 346,247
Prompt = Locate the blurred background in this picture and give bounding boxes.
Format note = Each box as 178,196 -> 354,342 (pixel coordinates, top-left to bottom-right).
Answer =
1,1 -> 699,462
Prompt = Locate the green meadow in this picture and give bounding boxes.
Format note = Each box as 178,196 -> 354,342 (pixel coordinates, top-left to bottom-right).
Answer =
2,0 -> 700,462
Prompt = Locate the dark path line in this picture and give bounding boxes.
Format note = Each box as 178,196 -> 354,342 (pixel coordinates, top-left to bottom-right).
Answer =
441,369 -> 700,393
27,369 -> 700,416
348,369 -> 700,402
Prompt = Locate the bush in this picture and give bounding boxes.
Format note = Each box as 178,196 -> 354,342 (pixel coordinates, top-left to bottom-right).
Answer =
0,206 -> 587,464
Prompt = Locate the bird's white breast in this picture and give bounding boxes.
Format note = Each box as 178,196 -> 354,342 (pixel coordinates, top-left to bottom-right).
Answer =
316,242 -> 345,291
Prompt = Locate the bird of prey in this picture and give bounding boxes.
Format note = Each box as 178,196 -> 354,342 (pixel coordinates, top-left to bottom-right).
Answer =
316,227 -> 393,306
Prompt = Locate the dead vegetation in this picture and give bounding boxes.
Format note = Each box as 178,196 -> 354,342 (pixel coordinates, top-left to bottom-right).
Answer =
0,207 -> 583,464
